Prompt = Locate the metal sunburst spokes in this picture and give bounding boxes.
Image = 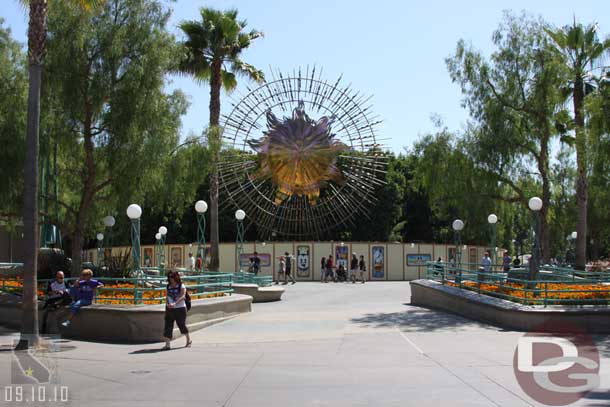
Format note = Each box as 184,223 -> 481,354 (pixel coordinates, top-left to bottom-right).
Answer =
219,67 -> 386,239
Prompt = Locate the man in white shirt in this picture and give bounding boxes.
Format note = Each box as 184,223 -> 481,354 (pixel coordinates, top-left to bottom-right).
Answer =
188,252 -> 195,271
42,271 -> 73,333
43,271 -> 72,309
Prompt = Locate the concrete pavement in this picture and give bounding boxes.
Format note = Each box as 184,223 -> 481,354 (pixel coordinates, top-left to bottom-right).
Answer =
1,282 -> 609,406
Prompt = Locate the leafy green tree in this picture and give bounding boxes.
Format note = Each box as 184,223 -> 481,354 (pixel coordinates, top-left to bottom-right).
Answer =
16,0 -> 103,350
0,19 -> 27,219
347,154 -> 405,241
42,0 -> 187,274
545,22 -> 610,269
446,12 -> 565,264
177,8 -> 264,271
586,72 -> 610,259
411,125 -> 502,246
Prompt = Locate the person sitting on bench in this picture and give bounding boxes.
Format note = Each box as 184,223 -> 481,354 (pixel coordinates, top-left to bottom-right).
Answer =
43,271 -> 72,310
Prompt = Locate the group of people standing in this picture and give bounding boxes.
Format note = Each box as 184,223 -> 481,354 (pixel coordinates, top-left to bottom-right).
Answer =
275,252 -> 296,284
321,254 -> 366,283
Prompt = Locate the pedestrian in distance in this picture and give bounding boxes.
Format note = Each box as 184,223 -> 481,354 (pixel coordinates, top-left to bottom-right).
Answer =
252,251 -> 261,275
481,250 -> 492,274
187,252 -> 195,271
502,251 -> 511,272
163,270 -> 191,350
324,254 -> 335,282
320,256 -> 326,282
275,256 -> 286,284
283,252 -> 296,285
195,253 -> 203,272
358,255 -> 366,283
350,254 -> 359,283
336,264 -> 347,282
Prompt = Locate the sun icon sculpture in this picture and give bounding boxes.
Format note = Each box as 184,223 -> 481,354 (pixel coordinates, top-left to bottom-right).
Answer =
248,102 -> 348,205
219,67 -> 386,239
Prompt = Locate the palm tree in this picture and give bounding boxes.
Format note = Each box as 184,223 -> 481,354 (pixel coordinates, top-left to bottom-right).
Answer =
16,0 -> 102,350
178,8 -> 264,271
545,22 -> 610,270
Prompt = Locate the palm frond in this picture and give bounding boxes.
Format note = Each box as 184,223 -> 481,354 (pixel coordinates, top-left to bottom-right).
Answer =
221,70 -> 237,92
231,59 -> 265,83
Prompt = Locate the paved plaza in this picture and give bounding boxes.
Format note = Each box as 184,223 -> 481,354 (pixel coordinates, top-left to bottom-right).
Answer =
1,282 -> 610,407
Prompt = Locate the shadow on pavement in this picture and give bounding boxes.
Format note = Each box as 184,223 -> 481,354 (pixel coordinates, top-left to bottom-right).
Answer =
129,347 -> 169,354
582,388 -> 610,406
350,305 -> 498,332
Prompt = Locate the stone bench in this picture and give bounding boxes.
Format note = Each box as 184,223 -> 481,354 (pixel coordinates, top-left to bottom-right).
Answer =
410,279 -> 610,333
0,292 -> 252,342
232,283 -> 284,302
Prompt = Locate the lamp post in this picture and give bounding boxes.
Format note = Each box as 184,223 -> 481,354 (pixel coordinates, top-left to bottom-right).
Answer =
235,209 -> 246,271
570,231 -> 577,266
452,219 -> 464,286
528,197 -> 543,281
96,233 -> 104,267
102,215 -> 115,246
487,214 -> 498,266
158,226 -> 167,270
126,204 -> 142,274
155,232 -> 162,269
195,200 -> 208,272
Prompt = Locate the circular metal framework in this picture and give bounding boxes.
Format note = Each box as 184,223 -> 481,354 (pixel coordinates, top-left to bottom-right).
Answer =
220,67 -> 386,239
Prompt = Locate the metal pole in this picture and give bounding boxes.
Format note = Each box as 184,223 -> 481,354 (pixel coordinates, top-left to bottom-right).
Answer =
456,231 -> 462,287
236,220 -> 245,271
97,238 -> 104,267
490,223 -> 497,266
131,219 -> 141,273
197,213 -> 207,272
530,212 -> 540,281
160,234 -> 166,270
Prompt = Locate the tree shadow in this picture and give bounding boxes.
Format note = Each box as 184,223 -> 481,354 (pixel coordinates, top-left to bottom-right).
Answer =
350,304 -> 501,333
581,388 -> 610,406
592,334 -> 610,358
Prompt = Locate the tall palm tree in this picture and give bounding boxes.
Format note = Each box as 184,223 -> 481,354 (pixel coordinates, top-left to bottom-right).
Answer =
17,0 -> 102,350
545,22 -> 610,270
178,8 -> 264,271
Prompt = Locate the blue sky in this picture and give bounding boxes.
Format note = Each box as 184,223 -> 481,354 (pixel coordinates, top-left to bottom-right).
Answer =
2,0 -> 608,153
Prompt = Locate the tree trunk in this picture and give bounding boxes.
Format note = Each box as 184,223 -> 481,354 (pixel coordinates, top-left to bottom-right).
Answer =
18,0 -> 47,350
208,58 -> 222,271
539,128 -> 551,263
71,228 -> 84,277
573,77 -> 587,270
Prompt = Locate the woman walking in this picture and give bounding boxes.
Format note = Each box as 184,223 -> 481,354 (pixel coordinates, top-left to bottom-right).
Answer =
163,271 -> 191,350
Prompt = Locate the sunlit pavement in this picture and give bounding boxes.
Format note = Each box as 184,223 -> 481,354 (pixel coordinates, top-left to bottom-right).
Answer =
1,282 -> 609,407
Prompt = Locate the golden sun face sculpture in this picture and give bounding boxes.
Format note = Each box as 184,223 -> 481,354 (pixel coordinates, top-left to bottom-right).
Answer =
247,102 -> 349,205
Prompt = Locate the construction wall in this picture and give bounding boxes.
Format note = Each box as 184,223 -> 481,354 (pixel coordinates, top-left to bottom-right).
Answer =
86,241 -> 499,281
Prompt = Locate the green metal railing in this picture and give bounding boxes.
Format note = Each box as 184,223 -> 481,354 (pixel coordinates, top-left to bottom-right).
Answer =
426,262 -> 610,306
232,271 -> 273,287
0,271 -> 234,306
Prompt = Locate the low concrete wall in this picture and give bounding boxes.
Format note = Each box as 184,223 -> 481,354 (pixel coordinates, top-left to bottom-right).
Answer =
232,284 -> 284,302
410,279 -> 610,333
0,292 -> 252,342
